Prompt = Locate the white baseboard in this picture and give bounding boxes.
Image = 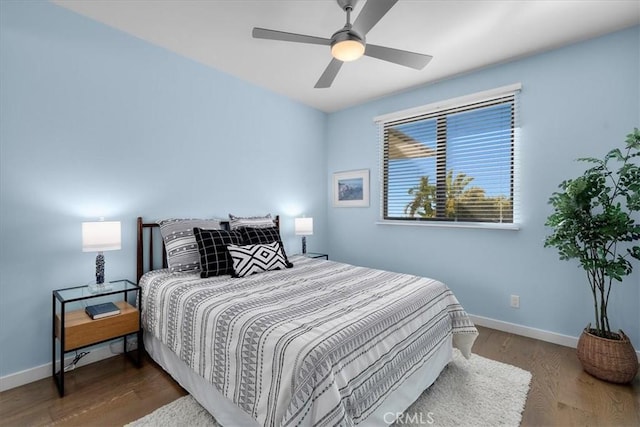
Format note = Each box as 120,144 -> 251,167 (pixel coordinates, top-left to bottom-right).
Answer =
0,340 -> 128,393
469,314 -> 640,361
1,316 -> 638,392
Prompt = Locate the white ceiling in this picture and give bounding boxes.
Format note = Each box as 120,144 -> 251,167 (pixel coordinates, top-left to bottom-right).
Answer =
53,0 -> 639,113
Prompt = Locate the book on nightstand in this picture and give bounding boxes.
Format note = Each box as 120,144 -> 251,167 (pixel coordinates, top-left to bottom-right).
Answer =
85,302 -> 121,320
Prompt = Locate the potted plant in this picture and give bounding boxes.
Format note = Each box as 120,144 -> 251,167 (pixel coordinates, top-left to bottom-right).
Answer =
544,128 -> 640,383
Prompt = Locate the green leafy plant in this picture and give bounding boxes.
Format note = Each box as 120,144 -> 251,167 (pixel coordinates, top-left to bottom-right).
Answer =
404,170 -> 513,221
544,129 -> 640,339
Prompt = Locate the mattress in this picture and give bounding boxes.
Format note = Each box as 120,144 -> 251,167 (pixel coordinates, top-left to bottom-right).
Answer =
140,255 -> 477,426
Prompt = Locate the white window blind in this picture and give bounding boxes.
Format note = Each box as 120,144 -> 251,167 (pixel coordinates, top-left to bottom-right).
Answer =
376,84 -> 521,226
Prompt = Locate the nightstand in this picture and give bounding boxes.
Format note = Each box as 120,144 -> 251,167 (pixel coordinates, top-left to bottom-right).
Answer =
52,279 -> 142,397
303,252 -> 328,260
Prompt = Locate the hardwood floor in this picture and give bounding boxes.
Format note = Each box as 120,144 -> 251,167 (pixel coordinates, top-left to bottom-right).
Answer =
474,327 -> 639,426
1,326 -> 638,426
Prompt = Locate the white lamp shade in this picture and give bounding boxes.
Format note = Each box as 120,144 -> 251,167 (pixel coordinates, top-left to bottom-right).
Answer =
295,217 -> 314,236
82,221 -> 121,252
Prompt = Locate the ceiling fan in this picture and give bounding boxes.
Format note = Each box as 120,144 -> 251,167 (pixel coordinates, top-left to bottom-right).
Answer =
252,0 -> 432,88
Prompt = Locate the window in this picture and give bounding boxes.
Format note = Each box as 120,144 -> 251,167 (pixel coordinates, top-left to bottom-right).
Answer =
376,84 -> 520,226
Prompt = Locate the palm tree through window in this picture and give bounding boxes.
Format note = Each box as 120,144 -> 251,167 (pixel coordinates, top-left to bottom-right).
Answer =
381,93 -> 516,224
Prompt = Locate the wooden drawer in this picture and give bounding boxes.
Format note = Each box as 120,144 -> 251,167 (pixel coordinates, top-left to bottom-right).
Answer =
55,300 -> 139,351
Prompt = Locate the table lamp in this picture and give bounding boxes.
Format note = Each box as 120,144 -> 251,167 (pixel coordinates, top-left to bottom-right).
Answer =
294,217 -> 313,254
82,221 -> 121,293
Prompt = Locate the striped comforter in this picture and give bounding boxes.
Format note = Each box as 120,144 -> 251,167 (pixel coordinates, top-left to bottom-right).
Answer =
140,255 -> 477,427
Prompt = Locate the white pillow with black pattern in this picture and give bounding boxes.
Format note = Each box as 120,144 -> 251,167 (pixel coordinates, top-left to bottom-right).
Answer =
238,226 -> 293,268
227,241 -> 288,278
158,218 -> 222,272
228,213 -> 274,230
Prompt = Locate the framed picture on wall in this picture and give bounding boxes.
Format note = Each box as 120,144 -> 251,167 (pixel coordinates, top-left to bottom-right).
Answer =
333,169 -> 370,207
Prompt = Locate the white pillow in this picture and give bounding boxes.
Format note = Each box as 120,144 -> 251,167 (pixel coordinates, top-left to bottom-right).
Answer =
227,241 -> 288,277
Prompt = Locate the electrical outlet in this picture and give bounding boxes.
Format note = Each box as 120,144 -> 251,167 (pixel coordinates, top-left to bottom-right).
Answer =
510,294 -> 520,308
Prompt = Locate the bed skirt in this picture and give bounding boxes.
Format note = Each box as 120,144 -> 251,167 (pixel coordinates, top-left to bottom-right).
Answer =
144,331 -> 453,426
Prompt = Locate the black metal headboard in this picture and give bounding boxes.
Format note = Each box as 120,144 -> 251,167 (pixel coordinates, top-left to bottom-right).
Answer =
136,218 -> 165,282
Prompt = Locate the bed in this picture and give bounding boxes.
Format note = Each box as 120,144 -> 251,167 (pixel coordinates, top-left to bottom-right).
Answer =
136,216 -> 478,426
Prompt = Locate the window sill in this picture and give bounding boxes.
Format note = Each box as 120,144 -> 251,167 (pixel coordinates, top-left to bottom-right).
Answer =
376,220 -> 520,231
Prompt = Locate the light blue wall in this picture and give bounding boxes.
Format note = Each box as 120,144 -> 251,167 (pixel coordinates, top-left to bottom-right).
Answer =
1,0 -> 638,383
0,1 -> 327,377
326,27 -> 640,347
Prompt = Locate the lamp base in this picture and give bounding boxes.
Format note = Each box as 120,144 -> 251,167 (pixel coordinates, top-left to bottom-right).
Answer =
88,282 -> 113,294
301,236 -> 307,254
95,253 -> 105,285
90,252 -> 111,293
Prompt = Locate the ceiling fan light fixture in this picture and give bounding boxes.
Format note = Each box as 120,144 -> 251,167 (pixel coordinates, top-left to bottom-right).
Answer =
331,38 -> 365,62
252,0 -> 431,88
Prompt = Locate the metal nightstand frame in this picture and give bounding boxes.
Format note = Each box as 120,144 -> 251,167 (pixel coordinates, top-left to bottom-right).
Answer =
51,279 -> 142,397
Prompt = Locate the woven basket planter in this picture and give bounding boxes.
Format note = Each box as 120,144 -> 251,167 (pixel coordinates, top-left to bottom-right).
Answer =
577,325 -> 639,384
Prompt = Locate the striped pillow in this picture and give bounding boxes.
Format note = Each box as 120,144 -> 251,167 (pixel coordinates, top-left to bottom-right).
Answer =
227,241 -> 288,278
158,219 -> 222,272
228,213 -> 274,230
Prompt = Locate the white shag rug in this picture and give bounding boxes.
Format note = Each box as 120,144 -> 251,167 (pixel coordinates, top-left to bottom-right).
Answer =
127,350 -> 531,427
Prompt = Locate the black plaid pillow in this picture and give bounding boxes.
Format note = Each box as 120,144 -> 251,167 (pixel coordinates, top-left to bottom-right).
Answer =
193,228 -> 243,277
238,226 -> 293,268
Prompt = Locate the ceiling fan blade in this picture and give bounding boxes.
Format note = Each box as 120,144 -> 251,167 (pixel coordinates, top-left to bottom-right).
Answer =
353,0 -> 399,36
364,44 -> 432,70
252,28 -> 331,46
315,59 -> 344,88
